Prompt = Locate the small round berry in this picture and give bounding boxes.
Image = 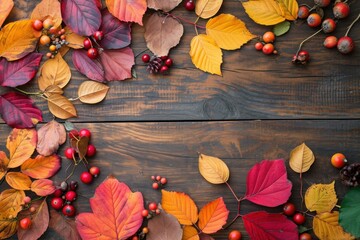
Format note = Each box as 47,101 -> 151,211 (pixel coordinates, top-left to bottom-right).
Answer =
155,175 -> 161,181
89,166 -> 100,177
152,182 -> 159,189
70,180 -> 78,190
49,26 -> 58,34
262,43 -> 275,55
141,209 -> 149,217
297,5 -> 310,19
297,50 -> 310,63
83,39 -> 92,49
53,188 -> 63,197
337,36 -> 354,54
307,13 -> 322,28
132,236 -> 139,240
79,129 -> 91,139
69,129 -> 79,139
42,18 -> 54,29
314,0 -> 331,8
148,202 -> 157,211
333,2 -> 350,19
86,144 -> 96,157
254,42 -> 263,51
19,217 -> 32,230
283,202 -> 296,216
331,153 -> 347,168
62,204 -> 76,217
165,58 -> 173,67
160,177 -> 167,185
160,65 -> 169,73
141,54 -> 150,63
155,208 -> 161,215
64,147 -> 76,160
93,31 -> 104,41
32,19 -> 43,31
323,36 -> 338,49
51,197 -> 64,210
40,35 -> 51,45
80,171 -> 93,184
151,175 -> 155,180
60,28 -> 66,35
160,56 -> 168,61
293,213 -> 306,225
23,196 -> 31,204
87,48 -> 99,59
184,0 -> 195,11
60,35 -> 66,40
60,181 -> 68,191
49,45 -> 56,52
322,18 -> 336,33
29,206 -> 36,213
142,227 -> 149,234
228,230 -> 242,240
299,232 -> 312,240
65,191 -> 77,202
46,52 -> 52,58
262,31 -> 275,43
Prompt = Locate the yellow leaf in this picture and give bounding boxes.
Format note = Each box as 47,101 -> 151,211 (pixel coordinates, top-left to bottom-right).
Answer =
289,143 -> 315,173
0,217 -> 17,239
0,189 -> 25,216
0,20 -> 39,61
182,225 -> 199,240
43,85 -> 64,98
31,0 -> 62,28
6,128 -> 37,168
195,0 -> 223,19
206,14 -> 256,50
199,153 -> 229,184
161,190 -> 198,225
5,172 -> 32,190
0,0 -> 14,27
47,94 -> 77,119
313,211 -> 355,240
38,54 -> 71,91
305,181 -> 338,214
78,81 -> 110,104
279,0 -> 298,20
0,151 -> 9,180
64,26 -> 86,49
190,34 -> 222,75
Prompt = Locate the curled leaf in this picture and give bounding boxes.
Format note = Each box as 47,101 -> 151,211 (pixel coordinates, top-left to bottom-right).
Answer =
313,211 -> 354,240
31,179 -> 56,196
6,172 -> 32,190
78,81 -> 109,104
147,0 -> 182,12
21,154 -> 61,179
305,181 -> 338,214
47,94 -> 77,119
340,187 -> 360,237
31,0 -> 62,28
195,0 -> 223,19
105,0 -> 147,25
198,197 -> 229,234
289,143 -> 315,173
198,153 -> 229,184
0,0 -> 14,27
36,120 -> 66,156
64,26 -> 86,49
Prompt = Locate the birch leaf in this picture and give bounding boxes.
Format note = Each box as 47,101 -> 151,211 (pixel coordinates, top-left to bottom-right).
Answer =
78,81 -> 109,104
198,153 -> 229,184
305,181 -> 338,214
195,0 -> 223,19
313,212 -> 354,240
289,143 -> 315,173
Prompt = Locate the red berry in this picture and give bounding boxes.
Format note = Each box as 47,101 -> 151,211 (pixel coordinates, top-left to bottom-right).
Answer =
293,213 -> 306,225
160,177 -> 167,185
32,19 -> 43,31
314,0 -> 330,8
155,208 -> 161,215
184,0 -> 195,11
53,188 -> 63,197
141,209 -> 149,217
142,54 -> 150,63
23,196 -> 31,204
294,50 -> 310,64
64,147 -> 76,160
337,36 -> 354,54
262,43 -> 274,55
79,128 -> 91,138
283,202 -> 296,216
322,18 -> 336,33
93,31 -> 104,41
160,56 -> 168,61
331,153 -> 347,168
86,144 -> 96,157
228,230 -> 242,240
62,204 -> 76,217
165,58 -> 173,67
69,129 -> 79,139
83,39 -> 92,49
307,13 -> 322,28
254,42 -> 263,51
70,180 -> 78,190
51,197 -> 64,210
323,36 -> 338,49
80,171 -> 93,184
262,31 -> 275,43
132,236 -> 139,240
19,217 -> 32,230
155,175 -> 161,181
299,233 -> 312,240
333,2 -> 350,19
87,48 -> 99,59
160,65 -> 169,73
89,166 -> 100,177
298,5 -> 310,19
152,182 -> 159,189
65,191 -> 77,202
148,202 -> 157,211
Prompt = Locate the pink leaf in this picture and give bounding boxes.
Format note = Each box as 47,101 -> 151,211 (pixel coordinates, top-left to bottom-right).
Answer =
0,92 -> 42,128
0,53 -> 42,87
49,209 -> 82,240
106,0 -> 147,25
61,0 -> 101,36
72,50 -> 105,82
31,179 -> 56,196
99,48 -> 134,81
244,159 -> 292,207
95,0 -> 102,9
243,211 -> 298,240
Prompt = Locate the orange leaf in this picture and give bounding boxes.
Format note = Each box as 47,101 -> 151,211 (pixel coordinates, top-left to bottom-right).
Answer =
0,218 -> 17,239
31,179 -> 56,196
0,151 -> 9,180
31,0 -> 62,28
0,0 -> 14,27
6,128 -> 37,168
6,172 -> 32,190
0,189 -> 25,216
64,26 -> 86,49
198,197 -> 229,234
182,225 -> 200,240
47,94 -> 77,119
161,190 -> 198,225
21,154 -> 61,179
105,0 -> 147,25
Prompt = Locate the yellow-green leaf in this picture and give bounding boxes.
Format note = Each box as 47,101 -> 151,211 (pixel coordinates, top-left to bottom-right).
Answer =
190,34 -> 222,76
78,81 -> 110,104
305,181 -> 338,213
289,143 -> 315,173
47,94 -> 77,119
206,14 -> 256,50
199,153 -> 229,184
195,0 -> 223,19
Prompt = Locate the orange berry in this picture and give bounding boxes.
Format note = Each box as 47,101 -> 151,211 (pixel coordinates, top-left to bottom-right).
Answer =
39,35 -> 51,45
262,31 -> 275,43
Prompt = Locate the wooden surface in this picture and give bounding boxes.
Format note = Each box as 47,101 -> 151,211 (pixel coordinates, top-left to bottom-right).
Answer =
1,0 -> 360,239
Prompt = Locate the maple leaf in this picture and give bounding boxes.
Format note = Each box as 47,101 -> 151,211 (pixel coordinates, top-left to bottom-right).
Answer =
106,0 -> 147,25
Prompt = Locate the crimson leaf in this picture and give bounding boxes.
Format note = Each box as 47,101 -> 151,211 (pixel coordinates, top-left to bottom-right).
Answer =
61,0 -> 101,36
72,50 -> 105,82
99,48 -> 134,81
0,92 -> 42,128
0,53 -> 43,87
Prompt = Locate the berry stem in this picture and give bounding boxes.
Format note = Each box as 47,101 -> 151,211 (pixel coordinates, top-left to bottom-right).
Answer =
225,181 -> 240,201
166,13 -> 206,29
295,28 -> 323,57
345,13 -> 360,36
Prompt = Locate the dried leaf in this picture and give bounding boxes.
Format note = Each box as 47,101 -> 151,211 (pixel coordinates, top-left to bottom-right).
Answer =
49,210 -> 82,240
313,211 -> 354,240
243,211 -> 298,239
244,159 -> 292,207
161,190 -> 198,225
6,128 -> 37,168
31,0 -> 62,28
199,233 -> 215,240
147,208 -> 183,240
206,14 -> 255,50
0,151 -> 9,180
144,13 -> 184,57
99,48 -> 134,81
6,172 -> 32,190
340,187 -> 360,237
195,0 -> 223,19
0,19 -> 39,61
77,136 -> 89,160
72,50 -> 105,82
0,217 -> 17,239
190,34 -> 222,76
21,154 -> 61,179
36,120 -> 66,156
198,197 -> 229,234
279,0 -> 299,20
105,0 -> 147,25
147,0 -> 182,12
43,85 -> 64,97
273,21 -> 291,36
38,54 -> 71,91
0,92 -> 42,129
0,0 -> 14,27
0,189 -> 25,217
64,26 -> 86,49
182,225 -> 199,240
289,143 -> 315,173
305,181 -> 338,214
76,176 -> 144,239
61,0 -> 101,36
78,81 -> 109,104
47,94 -> 77,119
198,153 -> 229,184
31,179 -> 56,196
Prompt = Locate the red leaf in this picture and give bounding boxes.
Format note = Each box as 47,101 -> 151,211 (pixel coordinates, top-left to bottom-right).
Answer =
31,179 -> 56,196
0,92 -> 42,128
72,50 -> 105,82
0,53 -> 42,87
100,9 -> 131,49
244,159 -> 292,207
21,155 -> 61,179
49,209 -> 81,240
95,0 -> 102,9
99,48 -> 134,81
243,211 -> 298,240
76,176 -> 144,239
61,0 -> 101,36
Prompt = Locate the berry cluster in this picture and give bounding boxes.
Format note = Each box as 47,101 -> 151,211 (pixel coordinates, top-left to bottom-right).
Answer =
254,31 -> 278,55
142,54 -> 173,74
184,0 -> 195,11
151,175 -> 167,190
83,31 -> 104,59
282,203 -> 311,239
50,181 -> 78,217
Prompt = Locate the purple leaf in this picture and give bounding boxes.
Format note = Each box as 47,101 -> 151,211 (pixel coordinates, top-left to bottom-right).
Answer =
99,48 -> 134,81
100,9 -> 131,49
72,50 -> 105,82
61,0 -> 101,36
0,92 -> 42,128
0,53 -> 43,87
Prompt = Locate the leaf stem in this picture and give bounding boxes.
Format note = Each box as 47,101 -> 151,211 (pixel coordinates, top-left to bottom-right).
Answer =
222,213 -> 241,229
166,13 -> 206,29
225,181 -> 240,201
300,171 -> 304,211
345,13 -> 360,36
15,88 -> 43,96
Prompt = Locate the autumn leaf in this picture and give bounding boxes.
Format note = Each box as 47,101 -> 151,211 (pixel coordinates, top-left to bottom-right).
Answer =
21,154 -> 61,179
49,210 -> 82,240
0,189 -> 25,217
99,48 -> 135,81
0,0 -> 14,27
0,151 -> 9,180
72,136 -> 89,160
47,94 -> 77,119
0,19 -> 39,61
289,143 -> 315,173
72,50 -> 105,82
106,0 -> 147,25
190,34 -> 222,75
206,14 -> 255,50
340,187 -> 360,237
76,176 -> 144,239
31,0 -> 62,28
64,26 -> 86,49
0,217 -> 17,240
195,0 -> 223,19
242,211 -> 298,239
198,153 -> 229,184
36,120 -> 66,156
6,128 -> 37,168
313,211 -> 354,240
144,13 -> 184,57
77,81 -> 109,104
147,0 -> 182,12
38,54 -> 71,91
199,234 -> 215,240
244,159 -> 292,207
198,197 -> 229,234
6,172 -> 32,190
43,85 -> 64,98
182,225 -> 199,240
305,181 -> 337,214
278,0 -> 299,20
161,190 -> 198,225
31,179 -> 56,196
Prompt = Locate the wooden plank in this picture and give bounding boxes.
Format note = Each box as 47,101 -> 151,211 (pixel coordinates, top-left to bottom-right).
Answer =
1,120 -> 359,239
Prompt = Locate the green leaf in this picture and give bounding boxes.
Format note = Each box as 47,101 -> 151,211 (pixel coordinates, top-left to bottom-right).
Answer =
339,187 -> 360,237
64,121 -> 75,131
273,21 -> 291,37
